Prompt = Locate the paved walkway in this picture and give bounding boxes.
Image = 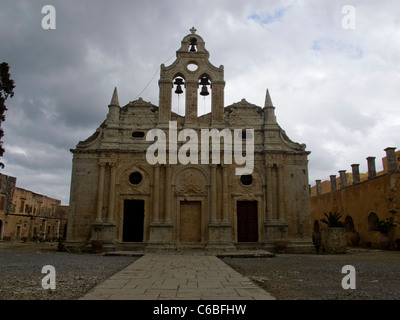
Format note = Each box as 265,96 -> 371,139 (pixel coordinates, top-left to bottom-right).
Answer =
80,253 -> 275,300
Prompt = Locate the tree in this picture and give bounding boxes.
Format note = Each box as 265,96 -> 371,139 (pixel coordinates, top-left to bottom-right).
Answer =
0,62 -> 15,168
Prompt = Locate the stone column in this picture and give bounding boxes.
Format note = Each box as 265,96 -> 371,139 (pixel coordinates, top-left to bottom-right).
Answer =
158,80 -> 172,125
266,164 -> 273,220
384,147 -> 398,173
277,164 -> 285,221
107,163 -> 117,221
96,162 -> 106,222
153,165 -> 160,222
339,170 -> 347,189
222,165 -> 228,222
185,81 -> 198,125
28,218 -> 34,240
210,164 -> 217,223
56,219 -> 60,239
367,157 -> 376,179
164,164 -> 171,222
330,175 -> 337,191
351,164 -> 360,184
211,81 -> 224,125
316,180 -> 322,196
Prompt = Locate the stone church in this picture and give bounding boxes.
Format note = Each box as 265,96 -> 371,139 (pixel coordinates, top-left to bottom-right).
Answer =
66,28 -> 313,253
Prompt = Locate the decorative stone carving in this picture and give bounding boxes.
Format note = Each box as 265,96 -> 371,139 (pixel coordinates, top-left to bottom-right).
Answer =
176,169 -> 206,194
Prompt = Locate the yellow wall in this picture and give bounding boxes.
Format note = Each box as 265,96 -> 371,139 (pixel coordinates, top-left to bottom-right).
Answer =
310,172 -> 400,249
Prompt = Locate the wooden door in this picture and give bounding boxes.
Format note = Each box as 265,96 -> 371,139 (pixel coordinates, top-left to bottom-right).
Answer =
237,201 -> 258,242
180,201 -> 201,243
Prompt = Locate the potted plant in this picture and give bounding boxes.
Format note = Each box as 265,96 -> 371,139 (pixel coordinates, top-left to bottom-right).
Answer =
377,218 -> 394,250
320,212 -> 346,253
350,229 -> 360,247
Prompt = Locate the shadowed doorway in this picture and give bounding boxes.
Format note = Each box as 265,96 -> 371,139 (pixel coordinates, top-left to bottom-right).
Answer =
237,201 -> 258,242
123,200 -> 144,242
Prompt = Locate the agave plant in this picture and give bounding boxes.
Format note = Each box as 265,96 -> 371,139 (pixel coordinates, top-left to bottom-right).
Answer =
320,212 -> 345,228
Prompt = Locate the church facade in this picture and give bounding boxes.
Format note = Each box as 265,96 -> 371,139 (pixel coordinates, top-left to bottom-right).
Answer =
66,29 -> 313,253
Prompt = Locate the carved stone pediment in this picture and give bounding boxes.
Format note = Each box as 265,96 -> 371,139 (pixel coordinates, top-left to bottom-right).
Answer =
176,169 -> 206,194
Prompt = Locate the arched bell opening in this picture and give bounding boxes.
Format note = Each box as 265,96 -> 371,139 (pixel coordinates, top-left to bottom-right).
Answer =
188,37 -> 198,52
172,76 -> 186,116
198,75 -> 211,116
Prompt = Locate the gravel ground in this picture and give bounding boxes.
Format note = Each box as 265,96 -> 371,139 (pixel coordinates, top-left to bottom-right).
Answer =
1,242 -> 399,300
0,242 -> 138,300
222,249 -> 400,300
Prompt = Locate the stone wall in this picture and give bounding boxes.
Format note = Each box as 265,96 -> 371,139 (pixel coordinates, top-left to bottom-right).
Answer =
310,147 -> 400,249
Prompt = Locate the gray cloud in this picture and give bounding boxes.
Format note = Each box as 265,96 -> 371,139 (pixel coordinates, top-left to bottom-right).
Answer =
1,0 -> 399,204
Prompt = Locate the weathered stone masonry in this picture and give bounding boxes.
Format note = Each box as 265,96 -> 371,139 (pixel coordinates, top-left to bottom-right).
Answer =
67,29 -> 313,253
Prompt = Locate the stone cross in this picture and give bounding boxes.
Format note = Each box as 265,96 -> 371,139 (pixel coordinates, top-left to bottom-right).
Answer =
190,27 -> 197,34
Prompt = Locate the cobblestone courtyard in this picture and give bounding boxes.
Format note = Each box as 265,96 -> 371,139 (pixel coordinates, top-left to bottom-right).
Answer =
0,242 -> 399,300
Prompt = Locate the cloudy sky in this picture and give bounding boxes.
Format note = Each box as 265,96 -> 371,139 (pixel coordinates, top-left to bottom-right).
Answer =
1,0 -> 399,205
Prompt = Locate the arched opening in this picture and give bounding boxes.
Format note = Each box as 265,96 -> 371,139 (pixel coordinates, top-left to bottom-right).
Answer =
172,76 -> 186,116
0,219 -> 3,240
198,76 -> 211,116
368,212 -> 379,231
188,37 -> 197,52
344,215 -> 355,232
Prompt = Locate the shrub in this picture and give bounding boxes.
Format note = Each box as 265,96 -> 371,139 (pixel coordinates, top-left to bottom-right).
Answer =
320,212 -> 344,228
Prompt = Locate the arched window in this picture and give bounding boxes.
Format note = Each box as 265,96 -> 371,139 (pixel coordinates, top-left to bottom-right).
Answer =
198,76 -> 211,116
172,76 -> 186,116
368,212 -> 379,231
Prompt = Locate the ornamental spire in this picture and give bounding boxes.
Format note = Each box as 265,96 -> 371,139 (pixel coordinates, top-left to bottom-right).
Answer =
109,87 -> 120,106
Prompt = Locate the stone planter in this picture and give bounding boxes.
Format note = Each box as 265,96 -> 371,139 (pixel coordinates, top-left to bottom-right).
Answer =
321,228 -> 346,254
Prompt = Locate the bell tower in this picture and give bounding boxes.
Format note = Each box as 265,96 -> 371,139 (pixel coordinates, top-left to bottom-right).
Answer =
158,27 -> 225,127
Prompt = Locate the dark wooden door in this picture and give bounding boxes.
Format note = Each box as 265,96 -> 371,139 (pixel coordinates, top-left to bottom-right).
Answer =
237,201 -> 258,242
123,200 -> 144,242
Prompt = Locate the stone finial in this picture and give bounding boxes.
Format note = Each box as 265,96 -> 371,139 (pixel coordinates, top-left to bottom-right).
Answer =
351,164 -> 360,184
263,89 -> 277,125
316,180 -> 322,196
330,175 -> 337,191
367,157 -> 376,179
339,170 -> 347,189
384,147 -> 398,173
109,87 -> 120,107
264,89 -> 273,108
190,27 -> 197,34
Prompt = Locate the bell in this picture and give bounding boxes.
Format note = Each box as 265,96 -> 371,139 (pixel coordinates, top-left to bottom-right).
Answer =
199,77 -> 210,85
174,78 -> 184,95
189,38 -> 197,52
200,85 -> 209,96
175,85 -> 183,95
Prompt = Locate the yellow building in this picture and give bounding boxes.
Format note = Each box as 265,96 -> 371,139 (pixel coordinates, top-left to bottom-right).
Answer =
310,147 -> 400,249
0,173 -> 68,241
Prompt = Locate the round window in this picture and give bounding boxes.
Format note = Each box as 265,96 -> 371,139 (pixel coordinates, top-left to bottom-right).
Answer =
240,174 -> 253,186
187,63 -> 198,72
129,172 -> 143,185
